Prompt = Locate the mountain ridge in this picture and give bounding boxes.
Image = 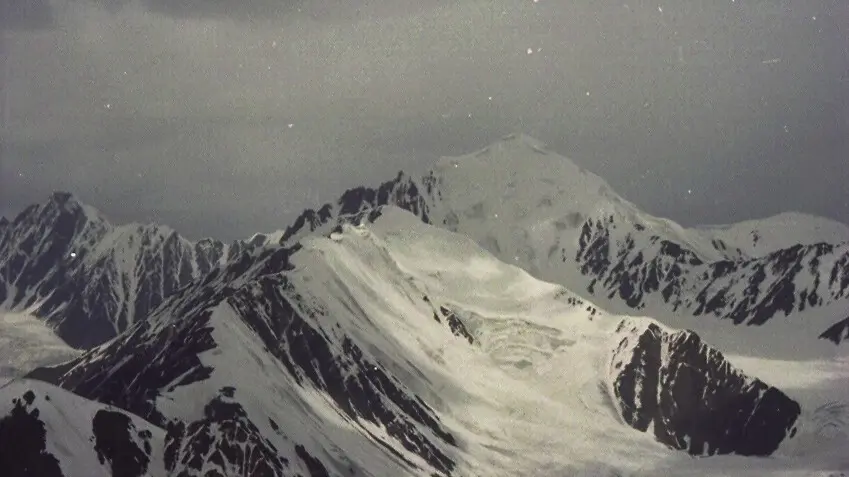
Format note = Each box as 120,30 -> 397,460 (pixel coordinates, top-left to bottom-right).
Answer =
11,207 -> 827,476
0,133 -> 846,476
264,133 -> 849,346
2,134 -> 848,350
0,191 -> 282,348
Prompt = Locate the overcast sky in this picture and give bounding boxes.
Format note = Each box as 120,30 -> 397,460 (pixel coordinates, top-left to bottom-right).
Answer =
1,0 -> 847,240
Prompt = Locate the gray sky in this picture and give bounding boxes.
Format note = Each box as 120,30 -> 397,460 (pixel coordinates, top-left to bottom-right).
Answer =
1,0 -> 847,240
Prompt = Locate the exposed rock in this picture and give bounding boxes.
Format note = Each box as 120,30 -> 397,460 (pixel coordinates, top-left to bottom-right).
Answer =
609,318 -> 801,456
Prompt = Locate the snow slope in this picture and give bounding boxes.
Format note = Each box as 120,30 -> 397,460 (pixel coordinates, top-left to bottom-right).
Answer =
14,206 -> 847,476
0,311 -> 78,384
0,379 -> 165,477
424,135 -> 849,341
694,212 -> 849,257
428,133 -> 726,262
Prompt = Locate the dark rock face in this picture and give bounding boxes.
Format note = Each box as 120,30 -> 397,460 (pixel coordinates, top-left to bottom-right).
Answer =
164,391 -> 291,477
280,172 -> 434,245
0,192 -> 281,349
0,391 -> 65,477
438,306 -> 474,344
280,204 -> 334,244
228,276 -> 457,475
820,314 -> 849,344
574,216 -> 849,342
420,295 -> 475,345
574,219 -> 708,310
92,410 -> 153,477
0,182 -> 432,349
338,172 -> 431,223
294,444 -> 330,477
610,319 -> 801,456
28,242 -> 457,476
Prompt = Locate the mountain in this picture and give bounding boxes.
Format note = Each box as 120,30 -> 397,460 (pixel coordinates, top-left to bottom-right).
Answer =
0,192 -> 281,348
2,134 -> 846,351
274,133 -> 849,347
2,125 -> 848,475
693,212 -> 849,257
9,207 -> 844,476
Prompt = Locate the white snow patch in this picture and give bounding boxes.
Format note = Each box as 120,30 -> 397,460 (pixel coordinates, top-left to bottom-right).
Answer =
0,311 -> 79,381
0,379 -> 166,477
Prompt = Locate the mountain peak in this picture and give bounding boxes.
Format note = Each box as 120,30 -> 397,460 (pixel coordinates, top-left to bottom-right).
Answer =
496,132 -> 549,151
44,191 -> 107,224
455,132 -> 553,161
49,190 -> 76,204
431,132 -> 636,229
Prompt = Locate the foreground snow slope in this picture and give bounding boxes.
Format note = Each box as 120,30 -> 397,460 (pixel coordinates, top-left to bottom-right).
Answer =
371,208 -> 847,466
0,379 -> 165,477
10,206 -> 845,476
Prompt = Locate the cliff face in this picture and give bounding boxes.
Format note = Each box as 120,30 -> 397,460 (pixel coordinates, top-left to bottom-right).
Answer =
610,317 -> 800,456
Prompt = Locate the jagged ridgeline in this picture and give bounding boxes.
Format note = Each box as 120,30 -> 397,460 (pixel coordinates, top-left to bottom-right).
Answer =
5,207 -> 824,476
0,134 -> 847,476
2,135 -> 847,349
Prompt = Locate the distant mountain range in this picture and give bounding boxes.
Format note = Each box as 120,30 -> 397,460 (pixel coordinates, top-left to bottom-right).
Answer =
2,134 -> 847,349
1,133 -> 847,476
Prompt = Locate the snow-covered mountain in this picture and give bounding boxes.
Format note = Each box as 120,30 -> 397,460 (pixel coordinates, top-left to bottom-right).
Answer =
272,133 -> 849,346
0,192 -> 282,348
7,207 -> 844,476
694,212 -> 849,257
2,134 -> 846,351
